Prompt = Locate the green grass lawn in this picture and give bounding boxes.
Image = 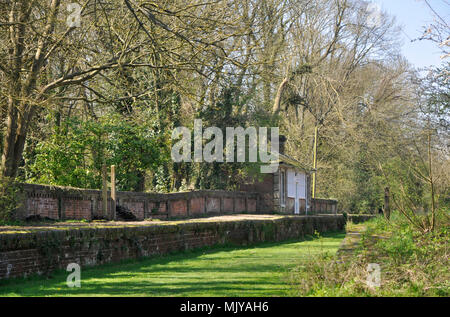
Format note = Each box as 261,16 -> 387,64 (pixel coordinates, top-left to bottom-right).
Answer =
0,231 -> 345,297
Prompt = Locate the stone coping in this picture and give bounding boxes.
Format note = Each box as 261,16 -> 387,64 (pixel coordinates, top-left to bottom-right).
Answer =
22,183 -> 258,200
0,214 -> 342,235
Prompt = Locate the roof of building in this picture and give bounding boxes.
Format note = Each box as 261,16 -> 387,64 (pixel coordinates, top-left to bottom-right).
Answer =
272,152 -> 312,173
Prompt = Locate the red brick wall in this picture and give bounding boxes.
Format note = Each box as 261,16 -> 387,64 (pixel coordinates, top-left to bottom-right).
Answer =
240,174 -> 274,212
149,201 -> 166,213
0,215 -> 346,280
122,201 -> 145,220
18,184 -> 265,221
286,197 -> 295,213
223,198 -> 234,212
310,198 -> 338,214
64,199 -> 92,220
27,197 -> 58,219
169,200 -> 187,217
189,198 -> 205,215
248,198 -> 257,213
300,199 -> 306,213
206,197 -> 221,213
96,199 -> 112,218
21,184 -> 339,221
235,198 -> 246,213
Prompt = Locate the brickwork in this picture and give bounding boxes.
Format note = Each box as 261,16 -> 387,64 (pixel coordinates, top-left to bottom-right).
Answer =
26,196 -> 58,219
206,197 -> 221,213
169,200 -> 188,217
310,198 -> 338,214
148,201 -> 166,214
235,198 -> 246,212
247,198 -> 257,213
64,198 -> 92,220
16,184 -> 338,222
16,184 -> 260,221
121,201 -> 145,220
223,198 -> 234,212
0,215 -> 346,280
239,174 -> 274,212
189,197 -> 205,215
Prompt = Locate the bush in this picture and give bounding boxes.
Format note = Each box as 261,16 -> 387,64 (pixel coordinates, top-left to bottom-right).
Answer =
0,177 -> 21,223
289,212 -> 450,296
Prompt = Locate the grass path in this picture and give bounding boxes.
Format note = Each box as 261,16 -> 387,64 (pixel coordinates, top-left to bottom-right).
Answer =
0,231 -> 345,297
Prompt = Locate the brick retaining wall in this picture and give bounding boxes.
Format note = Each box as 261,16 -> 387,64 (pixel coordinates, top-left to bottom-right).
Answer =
347,214 -> 376,223
0,215 -> 345,280
15,184 -> 260,221
15,184 -> 338,221
310,198 -> 338,214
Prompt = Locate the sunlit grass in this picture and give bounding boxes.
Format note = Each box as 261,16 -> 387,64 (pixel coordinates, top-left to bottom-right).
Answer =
0,232 -> 345,297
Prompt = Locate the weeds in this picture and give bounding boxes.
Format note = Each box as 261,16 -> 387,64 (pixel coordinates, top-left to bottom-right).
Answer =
0,177 -> 21,222
289,211 -> 449,297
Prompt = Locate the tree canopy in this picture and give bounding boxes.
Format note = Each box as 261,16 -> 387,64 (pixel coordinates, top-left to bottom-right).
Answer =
0,0 -> 448,217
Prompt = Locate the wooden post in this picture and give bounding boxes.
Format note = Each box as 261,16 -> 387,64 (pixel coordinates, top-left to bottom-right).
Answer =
111,165 -> 116,220
384,187 -> 390,220
102,164 -> 108,218
312,125 -> 318,199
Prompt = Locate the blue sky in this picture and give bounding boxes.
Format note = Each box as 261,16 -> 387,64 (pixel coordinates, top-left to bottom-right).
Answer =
373,0 -> 449,69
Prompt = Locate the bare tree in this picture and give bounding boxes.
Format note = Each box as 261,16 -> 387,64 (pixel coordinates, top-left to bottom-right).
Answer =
0,0 -> 248,179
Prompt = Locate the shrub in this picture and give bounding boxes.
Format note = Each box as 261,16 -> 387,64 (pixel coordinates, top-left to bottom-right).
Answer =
0,177 -> 21,223
289,212 -> 450,296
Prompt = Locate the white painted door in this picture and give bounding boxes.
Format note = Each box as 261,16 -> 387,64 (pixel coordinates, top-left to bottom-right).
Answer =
295,182 -> 300,214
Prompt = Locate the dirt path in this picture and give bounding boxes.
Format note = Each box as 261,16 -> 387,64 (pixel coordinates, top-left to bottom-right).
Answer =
337,223 -> 390,262
336,224 -> 367,261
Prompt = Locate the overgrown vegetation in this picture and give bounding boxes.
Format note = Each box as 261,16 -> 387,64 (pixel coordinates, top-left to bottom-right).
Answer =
288,212 -> 449,297
25,115 -> 164,191
0,177 -> 21,223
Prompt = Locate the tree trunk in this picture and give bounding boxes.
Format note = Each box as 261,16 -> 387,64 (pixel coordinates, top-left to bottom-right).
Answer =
1,98 -> 19,177
272,77 -> 289,114
1,99 -> 34,178
384,187 -> 390,220
312,126 -> 319,199
111,165 -> 116,220
102,164 -> 108,218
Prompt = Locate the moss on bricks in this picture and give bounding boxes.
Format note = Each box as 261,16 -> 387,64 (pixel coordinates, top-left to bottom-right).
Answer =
0,215 -> 346,280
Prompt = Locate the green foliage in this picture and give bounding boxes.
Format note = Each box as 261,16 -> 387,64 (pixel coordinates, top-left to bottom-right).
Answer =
418,63 -> 450,134
184,86 -> 265,191
383,157 -> 428,212
152,165 -> 173,193
290,212 -> 450,296
380,130 -> 447,233
25,115 -> 165,191
376,226 -> 416,264
0,177 -> 21,222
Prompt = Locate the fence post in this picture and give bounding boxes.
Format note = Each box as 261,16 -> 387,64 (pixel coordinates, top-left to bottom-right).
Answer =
111,165 -> 116,220
384,187 -> 390,220
102,164 -> 108,218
